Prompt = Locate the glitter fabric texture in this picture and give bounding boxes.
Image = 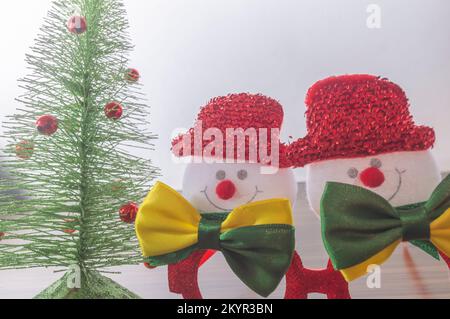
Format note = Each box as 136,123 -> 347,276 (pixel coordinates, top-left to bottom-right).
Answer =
172,93 -> 291,168
287,74 -> 436,168
285,253 -> 350,299
168,252 -> 350,299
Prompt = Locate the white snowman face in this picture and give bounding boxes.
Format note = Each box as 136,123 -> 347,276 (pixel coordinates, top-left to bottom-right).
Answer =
182,161 -> 298,213
306,150 -> 442,216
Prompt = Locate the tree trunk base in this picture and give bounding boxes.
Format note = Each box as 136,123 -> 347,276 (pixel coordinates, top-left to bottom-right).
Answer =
34,270 -> 140,299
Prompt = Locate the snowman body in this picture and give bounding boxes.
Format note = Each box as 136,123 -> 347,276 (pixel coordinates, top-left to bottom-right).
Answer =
182,161 -> 298,299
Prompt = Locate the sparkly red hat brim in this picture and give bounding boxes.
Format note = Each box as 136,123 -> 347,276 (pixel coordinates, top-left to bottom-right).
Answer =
171,93 -> 293,169
172,136 -> 293,169
287,125 -> 435,168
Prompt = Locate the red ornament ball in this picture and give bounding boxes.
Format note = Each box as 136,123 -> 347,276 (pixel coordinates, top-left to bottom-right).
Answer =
125,68 -> 140,83
0,232 -> 5,241
104,102 -> 123,120
67,16 -> 87,34
119,202 -> 139,224
36,115 -> 58,136
16,140 -> 34,160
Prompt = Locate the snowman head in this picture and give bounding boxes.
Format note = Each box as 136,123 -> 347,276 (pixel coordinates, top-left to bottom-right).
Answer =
182,160 -> 297,213
287,75 -> 439,215
173,93 -> 297,212
306,151 -> 441,215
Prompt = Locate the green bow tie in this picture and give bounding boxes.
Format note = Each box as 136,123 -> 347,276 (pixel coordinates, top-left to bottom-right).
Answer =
321,175 -> 450,282
135,182 -> 296,297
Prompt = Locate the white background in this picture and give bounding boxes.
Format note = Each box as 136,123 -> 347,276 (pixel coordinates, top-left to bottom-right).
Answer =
0,0 -> 449,189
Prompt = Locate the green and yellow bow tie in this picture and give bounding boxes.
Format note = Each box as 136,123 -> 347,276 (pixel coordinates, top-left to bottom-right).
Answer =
321,175 -> 450,282
135,182 -> 296,297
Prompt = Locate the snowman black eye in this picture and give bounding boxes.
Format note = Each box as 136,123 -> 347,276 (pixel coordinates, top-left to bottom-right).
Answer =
371,158 -> 382,169
216,170 -> 226,180
348,168 -> 359,179
237,170 -> 248,180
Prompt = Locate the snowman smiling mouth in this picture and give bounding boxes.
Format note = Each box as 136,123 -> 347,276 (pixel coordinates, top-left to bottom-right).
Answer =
201,186 -> 263,212
387,168 -> 407,202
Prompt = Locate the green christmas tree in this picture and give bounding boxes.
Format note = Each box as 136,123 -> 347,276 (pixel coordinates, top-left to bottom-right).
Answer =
0,0 -> 158,299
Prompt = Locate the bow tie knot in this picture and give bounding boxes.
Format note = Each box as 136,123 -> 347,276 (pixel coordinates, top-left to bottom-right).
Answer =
399,206 -> 430,242
197,214 -> 227,250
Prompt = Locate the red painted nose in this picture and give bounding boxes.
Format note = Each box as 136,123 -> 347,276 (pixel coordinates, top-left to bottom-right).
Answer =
360,167 -> 385,188
216,180 -> 236,200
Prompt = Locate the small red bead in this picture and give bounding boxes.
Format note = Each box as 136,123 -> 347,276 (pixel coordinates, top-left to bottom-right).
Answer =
125,68 -> 140,83
215,180 -> 236,200
104,102 -> 123,120
16,140 -> 34,159
360,167 -> 385,188
119,202 -> 139,224
36,115 -> 58,136
67,16 -> 87,34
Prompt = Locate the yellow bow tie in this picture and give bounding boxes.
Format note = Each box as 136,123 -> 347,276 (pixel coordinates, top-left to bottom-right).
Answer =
135,182 -> 296,297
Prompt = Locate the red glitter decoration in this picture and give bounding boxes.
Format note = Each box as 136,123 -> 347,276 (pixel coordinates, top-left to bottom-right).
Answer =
0,232 -> 5,241
67,16 -> 87,34
64,229 -> 76,235
167,251 -> 350,299
119,202 -> 139,224
287,75 -> 436,167
215,180 -> 236,200
285,253 -> 350,299
36,115 -> 59,136
125,68 -> 140,83
15,140 -> 34,160
104,102 -> 123,120
171,93 -> 292,168
360,167 -> 385,188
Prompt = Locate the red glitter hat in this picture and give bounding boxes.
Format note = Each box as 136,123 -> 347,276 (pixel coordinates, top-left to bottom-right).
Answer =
172,93 -> 291,168
287,74 -> 435,168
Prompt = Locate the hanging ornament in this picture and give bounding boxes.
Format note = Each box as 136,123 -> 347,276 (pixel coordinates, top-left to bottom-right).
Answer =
15,140 -> 34,160
104,102 -> 123,120
36,115 -> 58,136
67,15 -> 87,35
125,68 -> 140,83
119,202 -> 139,224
